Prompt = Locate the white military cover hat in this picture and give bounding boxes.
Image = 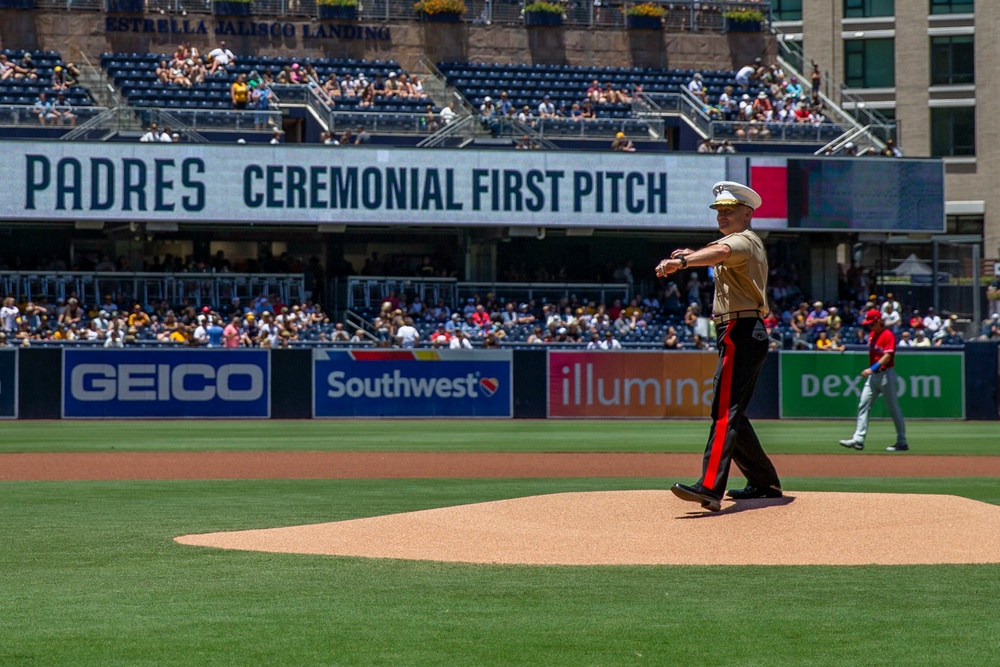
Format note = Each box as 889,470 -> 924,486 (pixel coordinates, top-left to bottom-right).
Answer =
710,181 -> 762,210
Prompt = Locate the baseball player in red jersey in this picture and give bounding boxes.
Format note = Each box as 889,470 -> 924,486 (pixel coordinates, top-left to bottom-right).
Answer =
838,309 -> 909,451
655,181 -> 782,512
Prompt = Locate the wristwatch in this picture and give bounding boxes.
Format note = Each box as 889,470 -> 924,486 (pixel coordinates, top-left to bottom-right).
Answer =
678,255 -> 688,269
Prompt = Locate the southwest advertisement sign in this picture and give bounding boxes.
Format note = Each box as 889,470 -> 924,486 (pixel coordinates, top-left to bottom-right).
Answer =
0,349 -> 17,418
313,349 -> 513,418
63,349 -> 270,418
548,351 -> 719,418
780,351 -> 964,419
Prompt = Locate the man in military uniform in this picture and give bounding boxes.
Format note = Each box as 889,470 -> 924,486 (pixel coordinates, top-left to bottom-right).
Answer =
655,181 -> 781,512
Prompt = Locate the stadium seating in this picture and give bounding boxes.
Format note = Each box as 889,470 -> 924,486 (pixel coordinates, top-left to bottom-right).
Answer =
0,49 -> 97,110
100,53 -> 440,116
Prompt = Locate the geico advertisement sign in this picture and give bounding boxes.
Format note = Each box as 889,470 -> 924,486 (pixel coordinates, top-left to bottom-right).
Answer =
313,349 -> 512,418
548,351 -> 719,418
779,351 -> 964,418
63,349 -> 270,418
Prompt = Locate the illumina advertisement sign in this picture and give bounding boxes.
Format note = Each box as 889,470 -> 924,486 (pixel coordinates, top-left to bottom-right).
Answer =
779,351 -> 964,419
547,351 -> 719,418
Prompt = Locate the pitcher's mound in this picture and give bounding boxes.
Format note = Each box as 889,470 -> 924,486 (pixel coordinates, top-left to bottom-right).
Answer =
175,491 -> 1000,565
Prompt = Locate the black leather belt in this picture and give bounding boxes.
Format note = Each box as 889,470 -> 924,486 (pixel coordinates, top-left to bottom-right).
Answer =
713,310 -> 762,325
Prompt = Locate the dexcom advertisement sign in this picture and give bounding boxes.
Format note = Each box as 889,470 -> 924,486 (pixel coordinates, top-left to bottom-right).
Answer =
63,349 -> 270,418
314,349 -> 513,418
780,351 -> 964,418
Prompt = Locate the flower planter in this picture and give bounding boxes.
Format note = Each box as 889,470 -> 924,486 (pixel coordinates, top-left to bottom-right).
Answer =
625,14 -> 662,29
0,0 -> 35,8
318,3 -> 357,18
524,10 -> 562,26
213,0 -> 252,15
105,0 -> 145,12
421,11 -> 462,22
725,18 -> 762,32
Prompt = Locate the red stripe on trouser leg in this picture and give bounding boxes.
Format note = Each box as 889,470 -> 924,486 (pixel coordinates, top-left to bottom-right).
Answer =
703,325 -> 734,486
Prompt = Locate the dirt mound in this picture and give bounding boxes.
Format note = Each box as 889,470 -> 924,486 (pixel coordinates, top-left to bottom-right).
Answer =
176,491 -> 1000,565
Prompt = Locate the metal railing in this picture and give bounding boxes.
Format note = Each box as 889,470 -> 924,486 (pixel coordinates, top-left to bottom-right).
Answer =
134,107 -> 282,133
346,277 -> 459,311
710,119 -> 844,144
343,277 -> 634,313
34,0 -> 768,30
0,104 -> 105,129
417,114 -> 475,147
0,271 -> 306,309
457,282 -> 633,307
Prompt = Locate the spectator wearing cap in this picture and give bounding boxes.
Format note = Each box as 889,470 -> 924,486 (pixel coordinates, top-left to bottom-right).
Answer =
384,71 -> 400,96
611,132 -> 635,152
752,91 -> 773,121
128,303 -> 151,330
784,76 -> 803,99
516,303 -> 536,326
537,95 -> 555,118
806,300 -> 829,335
933,314 -> 959,344
59,297 -> 84,326
881,302 -> 901,332
908,309 -> 924,330
880,292 -> 901,315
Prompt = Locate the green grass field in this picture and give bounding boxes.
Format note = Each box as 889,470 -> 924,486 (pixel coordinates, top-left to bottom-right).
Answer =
3,420 -> 1000,666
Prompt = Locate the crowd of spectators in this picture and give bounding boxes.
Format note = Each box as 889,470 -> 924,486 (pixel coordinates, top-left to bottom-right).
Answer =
1,52 -> 83,127
687,58 -> 831,142
473,79 -> 634,137
0,277 -> 996,350
0,293 -> 334,348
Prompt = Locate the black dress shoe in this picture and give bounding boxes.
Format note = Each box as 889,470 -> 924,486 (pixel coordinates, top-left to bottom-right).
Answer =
671,483 -> 722,512
726,484 -> 783,500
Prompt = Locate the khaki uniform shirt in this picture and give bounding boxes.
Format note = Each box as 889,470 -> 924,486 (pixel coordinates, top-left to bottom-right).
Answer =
710,228 -> 768,318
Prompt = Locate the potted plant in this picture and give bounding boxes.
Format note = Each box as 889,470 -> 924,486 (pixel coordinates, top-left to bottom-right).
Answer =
105,0 -> 144,12
213,0 -> 253,16
414,0 -> 466,23
524,1 -> 564,26
723,7 -> 765,32
624,2 -> 665,29
318,0 -> 358,19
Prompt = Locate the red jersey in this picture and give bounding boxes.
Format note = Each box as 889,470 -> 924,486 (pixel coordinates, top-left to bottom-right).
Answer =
868,328 -> 896,368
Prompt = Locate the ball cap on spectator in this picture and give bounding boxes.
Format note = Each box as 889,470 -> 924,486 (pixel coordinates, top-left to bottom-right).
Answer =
709,181 -> 762,210
861,309 -> 883,326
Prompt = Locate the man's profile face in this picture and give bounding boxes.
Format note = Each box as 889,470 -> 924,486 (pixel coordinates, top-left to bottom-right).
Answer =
715,204 -> 752,235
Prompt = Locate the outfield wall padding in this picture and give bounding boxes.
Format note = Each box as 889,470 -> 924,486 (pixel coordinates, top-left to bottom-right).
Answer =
18,348 -> 61,420
965,342 -> 1000,421
7,346 -> 993,420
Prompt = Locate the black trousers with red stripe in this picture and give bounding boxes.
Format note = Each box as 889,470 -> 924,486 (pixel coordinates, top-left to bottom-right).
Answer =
698,317 -> 780,497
